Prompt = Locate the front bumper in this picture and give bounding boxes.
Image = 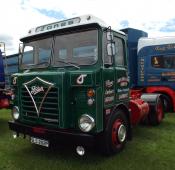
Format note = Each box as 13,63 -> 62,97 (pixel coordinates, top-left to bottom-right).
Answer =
8,121 -> 95,147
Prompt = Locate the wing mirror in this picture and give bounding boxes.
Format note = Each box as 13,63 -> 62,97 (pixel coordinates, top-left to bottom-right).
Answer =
0,42 -> 5,53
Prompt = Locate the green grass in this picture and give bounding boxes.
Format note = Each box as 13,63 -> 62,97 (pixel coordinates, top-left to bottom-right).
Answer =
0,110 -> 175,170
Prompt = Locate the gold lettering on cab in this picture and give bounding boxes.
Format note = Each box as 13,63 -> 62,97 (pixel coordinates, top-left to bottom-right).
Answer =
155,44 -> 175,51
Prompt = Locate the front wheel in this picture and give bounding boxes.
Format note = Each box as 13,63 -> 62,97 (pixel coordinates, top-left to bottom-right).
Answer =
100,110 -> 128,155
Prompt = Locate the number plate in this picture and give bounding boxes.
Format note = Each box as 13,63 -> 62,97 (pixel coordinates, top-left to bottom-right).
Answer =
31,137 -> 49,147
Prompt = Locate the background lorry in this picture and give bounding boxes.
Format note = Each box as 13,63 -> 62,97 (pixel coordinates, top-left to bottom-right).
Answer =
8,15 -> 164,156
122,28 -> 175,112
0,42 -> 11,108
138,37 -> 175,112
3,53 -> 18,88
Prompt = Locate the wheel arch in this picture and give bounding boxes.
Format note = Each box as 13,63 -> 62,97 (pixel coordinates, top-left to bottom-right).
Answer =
100,105 -> 131,155
110,103 -> 132,140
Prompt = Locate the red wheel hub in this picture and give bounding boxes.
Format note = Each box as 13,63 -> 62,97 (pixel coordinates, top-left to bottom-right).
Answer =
112,119 -> 126,148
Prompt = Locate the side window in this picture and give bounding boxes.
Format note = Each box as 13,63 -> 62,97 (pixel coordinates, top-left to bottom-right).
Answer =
164,56 -> 175,68
23,46 -> 34,65
103,32 -> 113,65
151,55 -> 175,69
114,37 -> 125,66
151,56 -> 163,68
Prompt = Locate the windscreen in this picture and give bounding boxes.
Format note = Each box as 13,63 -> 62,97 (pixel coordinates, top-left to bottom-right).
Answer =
21,29 -> 98,69
54,29 -> 98,66
22,37 -> 52,68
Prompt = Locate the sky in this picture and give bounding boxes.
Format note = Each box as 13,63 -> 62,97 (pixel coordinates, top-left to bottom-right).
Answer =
0,0 -> 175,55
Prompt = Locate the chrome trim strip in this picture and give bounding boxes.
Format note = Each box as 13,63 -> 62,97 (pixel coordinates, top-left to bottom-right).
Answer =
24,83 -> 39,114
43,118 -> 59,123
38,86 -> 53,114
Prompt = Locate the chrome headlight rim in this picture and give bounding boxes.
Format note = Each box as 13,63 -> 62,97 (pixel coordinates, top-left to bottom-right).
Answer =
79,114 -> 95,132
12,106 -> 20,120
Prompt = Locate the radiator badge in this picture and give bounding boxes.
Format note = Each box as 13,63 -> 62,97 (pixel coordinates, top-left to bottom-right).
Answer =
23,77 -> 54,116
31,86 -> 44,95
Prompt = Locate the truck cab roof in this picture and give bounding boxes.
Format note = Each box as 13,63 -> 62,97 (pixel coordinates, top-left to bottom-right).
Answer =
21,14 -> 125,40
138,36 -> 175,53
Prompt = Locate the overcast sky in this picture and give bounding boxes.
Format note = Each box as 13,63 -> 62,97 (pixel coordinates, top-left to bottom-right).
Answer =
1,0 -> 175,55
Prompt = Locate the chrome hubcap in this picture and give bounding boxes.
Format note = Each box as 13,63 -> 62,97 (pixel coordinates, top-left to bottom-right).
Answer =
118,124 -> 126,143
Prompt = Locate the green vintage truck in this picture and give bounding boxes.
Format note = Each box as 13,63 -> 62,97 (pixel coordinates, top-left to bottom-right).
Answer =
8,15 -> 163,156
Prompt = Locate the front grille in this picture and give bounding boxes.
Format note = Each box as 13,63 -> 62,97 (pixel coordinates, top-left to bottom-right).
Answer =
21,87 -> 59,126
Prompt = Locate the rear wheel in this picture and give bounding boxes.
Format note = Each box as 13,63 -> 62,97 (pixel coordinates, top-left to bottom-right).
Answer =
141,94 -> 164,126
161,94 -> 172,112
100,110 -> 128,155
149,97 -> 164,126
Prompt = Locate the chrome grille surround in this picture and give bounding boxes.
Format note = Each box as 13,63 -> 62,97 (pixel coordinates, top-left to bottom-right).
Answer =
21,77 -> 59,125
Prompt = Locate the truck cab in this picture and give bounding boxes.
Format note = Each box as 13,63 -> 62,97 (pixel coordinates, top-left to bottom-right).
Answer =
137,37 -> 175,112
9,15 -> 131,155
9,15 -> 163,156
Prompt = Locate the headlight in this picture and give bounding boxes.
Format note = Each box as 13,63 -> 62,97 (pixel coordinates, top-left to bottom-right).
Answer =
12,106 -> 19,120
11,94 -> 15,100
87,98 -> 94,106
79,114 -> 95,132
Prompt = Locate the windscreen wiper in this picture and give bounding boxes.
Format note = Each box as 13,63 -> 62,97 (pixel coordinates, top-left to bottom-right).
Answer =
56,60 -> 80,69
23,61 -> 49,68
35,61 -> 49,66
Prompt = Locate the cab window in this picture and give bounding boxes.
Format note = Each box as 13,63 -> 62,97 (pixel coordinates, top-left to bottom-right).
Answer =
114,37 -> 125,66
151,55 -> 175,69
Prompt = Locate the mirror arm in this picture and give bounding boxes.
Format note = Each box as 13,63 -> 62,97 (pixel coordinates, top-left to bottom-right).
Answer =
18,43 -> 24,68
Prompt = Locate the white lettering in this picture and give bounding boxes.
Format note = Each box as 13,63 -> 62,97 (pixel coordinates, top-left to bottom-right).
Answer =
118,93 -> 128,99
31,86 -> 44,95
117,88 -> 129,93
105,96 -> 114,103
105,80 -> 114,88
35,18 -> 80,33
105,89 -> 115,95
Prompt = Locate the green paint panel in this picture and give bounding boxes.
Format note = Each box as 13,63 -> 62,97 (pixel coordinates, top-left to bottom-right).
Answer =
13,68 -> 104,133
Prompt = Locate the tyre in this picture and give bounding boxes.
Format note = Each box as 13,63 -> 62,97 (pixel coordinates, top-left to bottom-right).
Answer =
148,97 -> 164,126
100,110 -> 128,155
161,94 -> 172,112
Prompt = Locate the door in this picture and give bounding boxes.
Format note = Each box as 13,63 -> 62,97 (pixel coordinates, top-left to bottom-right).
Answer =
102,31 -> 129,109
113,35 -> 129,103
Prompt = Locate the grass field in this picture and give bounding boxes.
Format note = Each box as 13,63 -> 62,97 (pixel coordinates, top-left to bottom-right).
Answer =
0,109 -> 175,170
